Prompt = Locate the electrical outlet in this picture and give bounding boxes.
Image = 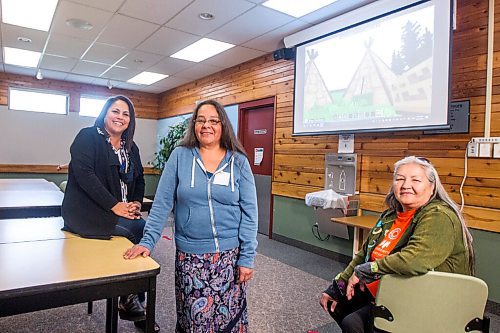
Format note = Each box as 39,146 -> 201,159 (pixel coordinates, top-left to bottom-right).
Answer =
493,143 -> 500,158
467,142 -> 479,157
479,143 -> 492,158
471,137 -> 500,143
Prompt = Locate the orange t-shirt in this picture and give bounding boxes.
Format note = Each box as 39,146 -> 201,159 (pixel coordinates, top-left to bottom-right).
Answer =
366,209 -> 416,297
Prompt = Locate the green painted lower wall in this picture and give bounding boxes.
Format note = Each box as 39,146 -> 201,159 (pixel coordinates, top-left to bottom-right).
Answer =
470,229 -> 500,302
273,195 -> 500,303
272,195 -> 353,257
0,173 -> 160,197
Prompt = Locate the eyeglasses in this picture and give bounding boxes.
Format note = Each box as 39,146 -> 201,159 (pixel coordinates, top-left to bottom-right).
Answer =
194,118 -> 221,126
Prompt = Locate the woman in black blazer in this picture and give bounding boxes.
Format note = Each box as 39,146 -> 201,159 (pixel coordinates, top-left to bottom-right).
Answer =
62,95 -> 159,332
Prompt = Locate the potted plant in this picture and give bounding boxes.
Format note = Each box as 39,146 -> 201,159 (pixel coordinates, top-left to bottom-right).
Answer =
153,117 -> 190,172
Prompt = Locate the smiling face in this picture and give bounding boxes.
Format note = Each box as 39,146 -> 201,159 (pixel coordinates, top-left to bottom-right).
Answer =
393,163 -> 435,211
104,99 -> 130,137
194,104 -> 222,148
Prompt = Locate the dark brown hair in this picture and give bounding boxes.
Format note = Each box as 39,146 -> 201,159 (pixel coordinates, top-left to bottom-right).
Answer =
179,99 -> 246,156
94,95 -> 136,152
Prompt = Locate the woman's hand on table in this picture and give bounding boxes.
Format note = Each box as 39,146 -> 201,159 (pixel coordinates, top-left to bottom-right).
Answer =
123,244 -> 150,259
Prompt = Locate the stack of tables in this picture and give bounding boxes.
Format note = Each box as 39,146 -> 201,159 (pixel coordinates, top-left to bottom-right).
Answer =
0,178 -> 64,219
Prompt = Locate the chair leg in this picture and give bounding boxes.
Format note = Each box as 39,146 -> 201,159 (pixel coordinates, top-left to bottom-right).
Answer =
88,301 -> 93,315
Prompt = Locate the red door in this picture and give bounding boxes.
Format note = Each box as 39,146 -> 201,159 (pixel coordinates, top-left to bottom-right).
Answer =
239,100 -> 274,176
239,97 -> 275,236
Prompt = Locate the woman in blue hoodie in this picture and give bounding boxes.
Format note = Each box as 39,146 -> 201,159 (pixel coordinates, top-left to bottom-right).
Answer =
125,99 -> 258,333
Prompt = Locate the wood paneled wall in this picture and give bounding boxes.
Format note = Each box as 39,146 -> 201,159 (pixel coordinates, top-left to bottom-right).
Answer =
0,73 -> 160,119
159,0 -> 499,233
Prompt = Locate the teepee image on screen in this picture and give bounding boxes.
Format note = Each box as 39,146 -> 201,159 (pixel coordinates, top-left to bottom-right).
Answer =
293,0 -> 451,135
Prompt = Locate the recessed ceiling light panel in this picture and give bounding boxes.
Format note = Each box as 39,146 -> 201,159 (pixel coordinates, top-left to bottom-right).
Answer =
1,0 -> 58,31
4,47 -> 41,68
262,0 -> 338,18
127,71 -> 168,85
170,38 -> 234,63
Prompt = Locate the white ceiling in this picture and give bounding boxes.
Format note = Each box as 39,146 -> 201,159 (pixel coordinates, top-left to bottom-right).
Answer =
0,0 -> 375,94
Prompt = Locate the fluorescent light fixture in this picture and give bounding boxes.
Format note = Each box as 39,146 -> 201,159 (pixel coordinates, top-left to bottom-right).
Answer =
262,0 -> 337,18
1,0 -> 58,31
170,38 -> 234,63
4,47 -> 41,68
127,71 -> 168,85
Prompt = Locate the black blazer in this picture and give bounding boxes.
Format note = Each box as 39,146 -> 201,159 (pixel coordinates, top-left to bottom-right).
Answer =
62,126 -> 145,238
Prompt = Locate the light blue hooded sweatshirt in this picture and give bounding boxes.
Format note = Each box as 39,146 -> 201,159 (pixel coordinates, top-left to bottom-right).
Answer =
139,146 -> 258,268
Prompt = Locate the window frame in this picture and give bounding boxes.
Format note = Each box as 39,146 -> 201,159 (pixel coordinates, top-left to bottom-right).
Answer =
8,86 -> 69,115
79,94 -> 109,118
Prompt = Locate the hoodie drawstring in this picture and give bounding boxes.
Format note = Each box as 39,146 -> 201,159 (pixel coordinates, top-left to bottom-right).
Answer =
230,156 -> 234,192
190,156 -> 196,188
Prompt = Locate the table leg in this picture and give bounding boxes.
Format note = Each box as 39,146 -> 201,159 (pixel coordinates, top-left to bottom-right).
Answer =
145,277 -> 157,333
106,297 -> 118,333
352,227 -> 364,257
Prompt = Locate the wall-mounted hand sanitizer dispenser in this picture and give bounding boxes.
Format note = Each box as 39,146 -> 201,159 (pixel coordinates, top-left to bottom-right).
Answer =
325,153 -> 357,195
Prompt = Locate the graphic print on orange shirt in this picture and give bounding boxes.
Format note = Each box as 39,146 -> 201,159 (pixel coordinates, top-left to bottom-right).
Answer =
366,209 -> 416,297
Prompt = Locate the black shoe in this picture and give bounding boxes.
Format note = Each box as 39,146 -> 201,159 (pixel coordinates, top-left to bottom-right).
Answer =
118,294 -> 146,321
134,319 -> 160,332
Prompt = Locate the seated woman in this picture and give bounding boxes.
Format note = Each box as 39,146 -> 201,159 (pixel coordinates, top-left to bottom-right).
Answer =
61,95 -> 159,332
319,156 -> 474,333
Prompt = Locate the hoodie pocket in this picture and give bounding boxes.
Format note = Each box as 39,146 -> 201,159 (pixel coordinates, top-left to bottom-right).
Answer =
180,207 -> 214,240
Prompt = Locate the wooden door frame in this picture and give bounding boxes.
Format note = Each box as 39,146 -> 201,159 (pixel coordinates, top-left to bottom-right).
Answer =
238,96 -> 276,238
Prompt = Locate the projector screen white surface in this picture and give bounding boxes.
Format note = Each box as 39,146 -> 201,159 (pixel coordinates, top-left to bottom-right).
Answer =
291,0 -> 452,135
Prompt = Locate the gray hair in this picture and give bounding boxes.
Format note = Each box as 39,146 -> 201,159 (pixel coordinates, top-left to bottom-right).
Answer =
384,156 -> 475,274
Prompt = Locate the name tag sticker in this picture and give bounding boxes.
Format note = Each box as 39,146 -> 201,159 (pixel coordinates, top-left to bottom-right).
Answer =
213,171 -> 230,186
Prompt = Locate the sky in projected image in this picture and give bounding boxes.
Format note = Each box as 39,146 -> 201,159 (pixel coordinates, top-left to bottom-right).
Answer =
309,6 -> 434,91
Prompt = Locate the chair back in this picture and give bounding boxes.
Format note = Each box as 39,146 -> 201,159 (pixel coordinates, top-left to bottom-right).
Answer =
59,181 -> 67,192
373,271 -> 489,333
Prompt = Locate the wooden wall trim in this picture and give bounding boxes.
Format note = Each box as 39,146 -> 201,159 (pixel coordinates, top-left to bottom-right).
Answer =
0,164 -> 160,175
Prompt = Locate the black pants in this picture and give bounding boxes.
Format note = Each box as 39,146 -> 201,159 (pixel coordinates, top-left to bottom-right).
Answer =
328,285 -> 374,333
113,217 -> 147,302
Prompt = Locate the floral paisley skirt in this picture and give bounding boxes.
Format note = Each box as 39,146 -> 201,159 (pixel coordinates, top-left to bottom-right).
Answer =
175,247 -> 248,333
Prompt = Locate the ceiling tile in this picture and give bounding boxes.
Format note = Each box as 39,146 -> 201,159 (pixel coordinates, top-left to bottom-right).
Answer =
72,60 -> 110,77
165,0 -> 255,36
148,57 -> 193,75
45,33 -> 93,59
65,73 -> 96,84
50,1 -> 114,40
242,20 -> 311,52
115,50 -> 164,71
38,69 -> 69,81
100,66 -> 141,81
137,27 -> 199,56
119,0 -> 192,25
300,0 -> 376,24
3,64 -> 36,77
207,5 -> 294,45
144,76 -> 192,93
83,42 -> 128,65
97,14 -> 160,49
204,46 -> 265,68
0,24 -> 48,52
66,0 -> 125,12
113,81 -> 145,90
174,63 -> 223,81
40,54 -> 78,72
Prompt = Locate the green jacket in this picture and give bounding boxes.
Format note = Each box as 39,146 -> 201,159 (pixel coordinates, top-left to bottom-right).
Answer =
337,199 -> 470,283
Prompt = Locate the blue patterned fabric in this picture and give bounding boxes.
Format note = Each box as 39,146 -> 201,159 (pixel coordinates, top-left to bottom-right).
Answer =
175,248 -> 248,333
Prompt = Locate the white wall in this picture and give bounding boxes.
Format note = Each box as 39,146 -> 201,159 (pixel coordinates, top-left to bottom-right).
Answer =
0,105 -> 157,166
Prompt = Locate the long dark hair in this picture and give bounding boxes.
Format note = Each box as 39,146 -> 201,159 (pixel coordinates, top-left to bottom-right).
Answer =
385,156 -> 475,274
179,99 -> 246,156
94,95 -> 136,152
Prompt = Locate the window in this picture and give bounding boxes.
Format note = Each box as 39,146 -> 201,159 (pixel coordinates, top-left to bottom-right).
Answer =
79,96 -> 107,117
8,87 -> 68,115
